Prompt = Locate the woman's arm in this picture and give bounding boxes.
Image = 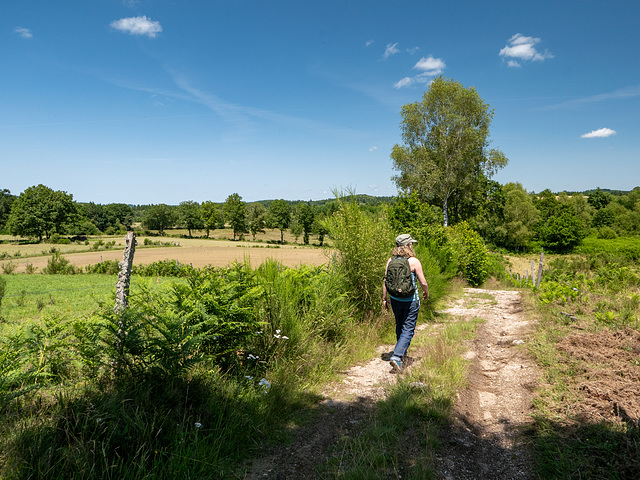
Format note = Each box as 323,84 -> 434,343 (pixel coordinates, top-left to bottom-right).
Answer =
382,257 -> 391,309
409,257 -> 429,299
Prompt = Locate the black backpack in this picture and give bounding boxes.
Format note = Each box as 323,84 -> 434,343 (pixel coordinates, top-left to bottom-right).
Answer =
385,256 -> 415,298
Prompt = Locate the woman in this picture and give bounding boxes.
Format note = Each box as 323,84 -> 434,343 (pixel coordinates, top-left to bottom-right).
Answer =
382,234 -> 429,373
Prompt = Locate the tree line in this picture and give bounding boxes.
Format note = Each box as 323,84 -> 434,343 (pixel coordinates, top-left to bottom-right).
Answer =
0,186 -> 388,246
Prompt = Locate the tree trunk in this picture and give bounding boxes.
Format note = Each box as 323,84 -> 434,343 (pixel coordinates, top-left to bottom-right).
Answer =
443,197 -> 449,227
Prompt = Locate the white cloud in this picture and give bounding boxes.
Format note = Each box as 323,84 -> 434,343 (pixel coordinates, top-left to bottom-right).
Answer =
383,42 -> 399,59
394,77 -> 413,89
365,39 -> 374,47
394,55 -> 445,89
414,56 -> 446,76
369,146 -> 378,152
111,15 -> 162,38
581,128 -> 617,138
15,27 -> 33,39
499,34 -> 553,65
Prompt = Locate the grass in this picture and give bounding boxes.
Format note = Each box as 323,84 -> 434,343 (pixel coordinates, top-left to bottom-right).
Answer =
0,259 -> 396,479
0,274 -> 179,324
318,315 -> 482,479
522,245 -> 640,479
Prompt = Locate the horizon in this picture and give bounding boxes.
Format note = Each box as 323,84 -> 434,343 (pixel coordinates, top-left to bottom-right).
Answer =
3,1 -> 639,205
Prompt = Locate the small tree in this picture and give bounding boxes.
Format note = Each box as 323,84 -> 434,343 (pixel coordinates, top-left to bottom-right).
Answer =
201,201 -> 221,237
268,199 -> 291,243
6,185 -> 77,241
299,203 -> 316,245
223,193 -> 247,240
494,182 -> 539,251
177,201 -> 204,238
143,204 -> 176,235
246,203 -> 267,241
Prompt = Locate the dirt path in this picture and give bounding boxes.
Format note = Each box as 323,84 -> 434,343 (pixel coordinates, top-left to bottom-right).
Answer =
435,288 -> 539,480
244,287 -> 539,479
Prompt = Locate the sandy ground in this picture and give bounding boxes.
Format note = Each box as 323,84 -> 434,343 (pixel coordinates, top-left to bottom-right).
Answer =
243,287 -> 540,479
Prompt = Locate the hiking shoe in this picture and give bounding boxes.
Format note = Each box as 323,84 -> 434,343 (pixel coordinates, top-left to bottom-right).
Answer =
390,358 -> 403,374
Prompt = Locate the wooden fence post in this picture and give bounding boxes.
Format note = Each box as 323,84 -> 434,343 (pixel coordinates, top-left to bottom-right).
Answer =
536,251 -> 544,288
114,231 -> 136,314
530,260 -> 535,283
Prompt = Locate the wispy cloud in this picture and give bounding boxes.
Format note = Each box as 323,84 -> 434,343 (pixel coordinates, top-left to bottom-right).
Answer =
365,39 -> 374,47
394,55 -> 446,89
383,42 -> 399,59
581,128 -> 616,138
540,85 -> 640,110
15,27 -> 33,39
369,146 -> 378,152
111,16 -> 162,38
499,34 -> 553,67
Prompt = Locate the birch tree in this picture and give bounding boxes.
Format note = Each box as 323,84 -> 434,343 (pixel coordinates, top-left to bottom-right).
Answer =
391,77 -> 507,226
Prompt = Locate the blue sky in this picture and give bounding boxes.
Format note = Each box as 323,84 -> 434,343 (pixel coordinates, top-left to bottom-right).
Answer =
2,0 -> 639,205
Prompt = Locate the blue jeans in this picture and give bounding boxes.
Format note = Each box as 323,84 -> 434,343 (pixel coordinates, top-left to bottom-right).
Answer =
390,298 -> 419,359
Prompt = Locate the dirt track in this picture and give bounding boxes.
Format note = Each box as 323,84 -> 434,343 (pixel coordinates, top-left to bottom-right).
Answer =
244,287 -> 540,479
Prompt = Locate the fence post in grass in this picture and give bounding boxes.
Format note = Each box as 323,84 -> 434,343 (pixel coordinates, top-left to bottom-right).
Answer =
536,251 -> 544,288
531,260 -> 535,283
114,231 -> 136,313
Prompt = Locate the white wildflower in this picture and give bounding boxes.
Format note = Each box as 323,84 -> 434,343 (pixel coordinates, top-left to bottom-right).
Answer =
194,422 -> 202,428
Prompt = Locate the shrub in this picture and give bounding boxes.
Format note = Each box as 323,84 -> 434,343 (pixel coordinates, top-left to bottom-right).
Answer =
322,197 -> 393,319
448,221 -> 490,287
42,252 -> 79,274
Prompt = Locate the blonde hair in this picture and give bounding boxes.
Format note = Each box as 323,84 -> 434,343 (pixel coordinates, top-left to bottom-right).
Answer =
392,244 -> 415,258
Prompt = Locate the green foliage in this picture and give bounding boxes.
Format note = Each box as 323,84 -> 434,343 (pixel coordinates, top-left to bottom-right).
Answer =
133,259 -> 195,277
42,252 -> 80,274
586,187 -> 611,210
323,196 -> 394,319
267,199 -> 291,243
494,182 -> 539,251
177,200 -> 204,237
448,221 -> 490,287
142,204 -> 177,235
0,334 -> 43,408
538,209 -> 587,252
246,202 -> 267,240
6,184 -> 77,241
390,76 -> 508,226
224,193 -> 248,240
389,191 -> 446,245
201,200 -> 223,235
0,275 -> 5,315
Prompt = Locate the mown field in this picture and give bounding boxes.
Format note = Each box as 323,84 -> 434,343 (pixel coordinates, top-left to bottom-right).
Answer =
0,230 -> 331,275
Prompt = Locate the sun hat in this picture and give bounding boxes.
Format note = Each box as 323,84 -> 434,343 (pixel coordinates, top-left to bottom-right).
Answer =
395,234 -> 418,247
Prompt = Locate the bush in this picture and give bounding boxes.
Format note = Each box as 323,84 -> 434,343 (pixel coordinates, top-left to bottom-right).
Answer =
323,197 -> 393,319
448,222 -> 490,287
42,252 -> 79,274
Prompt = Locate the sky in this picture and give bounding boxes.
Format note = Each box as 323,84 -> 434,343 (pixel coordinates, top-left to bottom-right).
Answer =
2,0 -> 639,205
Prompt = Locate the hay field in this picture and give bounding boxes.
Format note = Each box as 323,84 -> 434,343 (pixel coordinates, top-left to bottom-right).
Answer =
1,234 -> 332,274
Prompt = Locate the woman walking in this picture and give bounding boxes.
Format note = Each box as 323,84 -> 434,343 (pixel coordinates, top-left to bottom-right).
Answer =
382,234 -> 429,373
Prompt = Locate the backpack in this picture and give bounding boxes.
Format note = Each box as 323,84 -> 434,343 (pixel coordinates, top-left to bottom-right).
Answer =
385,256 -> 415,298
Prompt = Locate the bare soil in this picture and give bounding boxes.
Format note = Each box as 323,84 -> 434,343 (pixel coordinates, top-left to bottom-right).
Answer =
243,287 -> 542,479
